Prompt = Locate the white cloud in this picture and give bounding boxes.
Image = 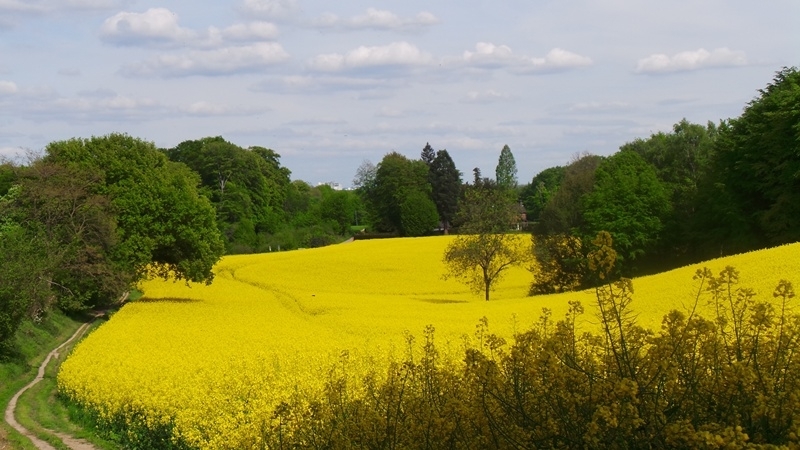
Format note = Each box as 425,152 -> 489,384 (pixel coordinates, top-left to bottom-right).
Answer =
314,8 -> 439,31
462,89 -> 508,104
528,48 -> 593,71
180,101 -> 231,115
101,9 -> 279,47
0,80 -> 18,95
460,43 -> 592,72
636,47 -> 747,73
121,42 -> 290,77
462,42 -> 515,66
217,21 -> 278,41
309,42 -> 433,72
238,0 -> 297,20
178,101 -> 268,116
101,8 -> 195,46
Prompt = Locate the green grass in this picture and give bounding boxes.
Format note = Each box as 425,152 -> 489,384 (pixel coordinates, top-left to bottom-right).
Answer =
0,310 -> 116,450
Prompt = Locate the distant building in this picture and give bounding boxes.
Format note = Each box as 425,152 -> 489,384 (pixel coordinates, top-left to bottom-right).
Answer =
317,181 -> 344,191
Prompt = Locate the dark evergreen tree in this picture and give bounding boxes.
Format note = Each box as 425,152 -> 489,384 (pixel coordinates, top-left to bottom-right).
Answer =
421,142 -> 435,166
428,150 -> 461,233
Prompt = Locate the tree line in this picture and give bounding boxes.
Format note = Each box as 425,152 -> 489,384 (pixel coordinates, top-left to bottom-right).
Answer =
526,67 -> 800,294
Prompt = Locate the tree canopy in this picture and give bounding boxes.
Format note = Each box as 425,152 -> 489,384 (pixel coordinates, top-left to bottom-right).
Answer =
45,133 -> 225,284
368,152 -> 432,235
495,144 -> 518,191
428,149 -> 462,233
581,150 -> 671,270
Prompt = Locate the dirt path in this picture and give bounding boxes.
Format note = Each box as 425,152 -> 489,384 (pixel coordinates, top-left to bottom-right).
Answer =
4,321 -> 99,450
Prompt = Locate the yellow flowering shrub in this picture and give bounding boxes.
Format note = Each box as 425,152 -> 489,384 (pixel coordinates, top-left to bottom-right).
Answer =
58,236 -> 800,448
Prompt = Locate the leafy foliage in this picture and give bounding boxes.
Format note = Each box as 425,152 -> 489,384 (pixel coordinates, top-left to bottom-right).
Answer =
711,67 -> 800,249
9,162 -> 125,311
444,184 -> 529,300
399,189 -> 439,237
368,152 -> 431,235
622,119 -> 718,265
495,144 -> 518,191
163,136 -> 290,252
427,149 -> 461,232
520,165 -> 565,223
443,233 -> 530,301
0,222 -> 51,356
44,133 -> 225,284
581,150 -> 671,271
535,153 -> 602,236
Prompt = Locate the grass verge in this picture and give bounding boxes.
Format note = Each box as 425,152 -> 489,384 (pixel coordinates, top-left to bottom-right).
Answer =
0,309 -> 116,450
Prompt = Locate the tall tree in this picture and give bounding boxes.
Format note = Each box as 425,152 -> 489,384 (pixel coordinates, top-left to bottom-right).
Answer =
8,161 -> 125,311
535,153 -> 603,235
710,66 -> 800,250
352,160 -> 378,229
45,133 -> 224,284
520,166 -> 566,223
472,167 -> 482,185
428,150 -> 462,233
622,119 -> 718,262
421,142 -> 435,166
371,152 -> 431,234
0,190 -> 52,354
580,150 -> 670,272
495,145 -> 518,191
164,137 -> 290,251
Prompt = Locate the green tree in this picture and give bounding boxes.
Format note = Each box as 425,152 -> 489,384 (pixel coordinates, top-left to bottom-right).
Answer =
428,150 -> 462,233
399,190 -> 439,237
420,142 -> 435,166
710,66 -> 800,250
163,137 -> 290,252
45,133 -> 224,284
495,144 -> 518,191
520,166 -> 565,223
530,154 -> 602,293
0,196 -> 52,355
371,152 -> 430,234
443,184 -> 527,300
535,153 -> 602,235
8,161 -> 126,311
319,188 -> 357,235
622,119 -> 718,263
581,150 -> 670,272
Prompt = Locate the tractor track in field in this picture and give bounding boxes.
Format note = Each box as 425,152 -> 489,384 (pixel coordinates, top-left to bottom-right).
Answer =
4,318 -> 101,450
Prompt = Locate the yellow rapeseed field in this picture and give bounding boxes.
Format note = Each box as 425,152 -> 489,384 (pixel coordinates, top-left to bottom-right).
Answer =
58,236 -> 800,449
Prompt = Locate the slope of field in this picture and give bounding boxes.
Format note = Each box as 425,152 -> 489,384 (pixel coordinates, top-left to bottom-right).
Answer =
58,236 -> 799,449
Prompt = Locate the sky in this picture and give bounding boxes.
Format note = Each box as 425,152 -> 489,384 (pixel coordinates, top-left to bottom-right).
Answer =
0,1 -> 797,187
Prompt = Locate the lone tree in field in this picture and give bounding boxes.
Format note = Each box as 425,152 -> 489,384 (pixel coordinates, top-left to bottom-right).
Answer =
443,184 -> 529,300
